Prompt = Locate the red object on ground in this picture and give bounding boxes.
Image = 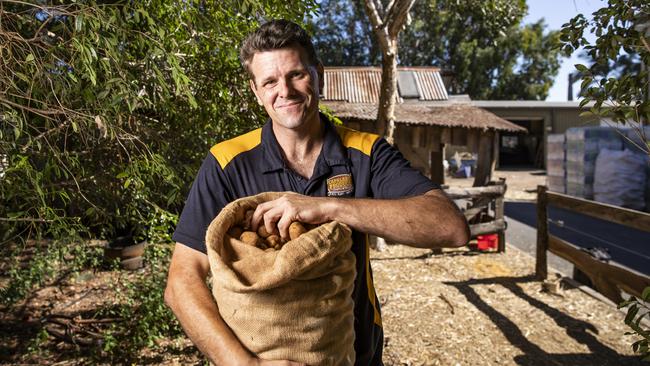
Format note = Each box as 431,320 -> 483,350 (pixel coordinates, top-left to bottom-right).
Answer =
477,234 -> 498,251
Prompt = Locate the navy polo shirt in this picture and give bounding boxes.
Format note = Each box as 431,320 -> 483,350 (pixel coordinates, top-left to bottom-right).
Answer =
173,113 -> 438,365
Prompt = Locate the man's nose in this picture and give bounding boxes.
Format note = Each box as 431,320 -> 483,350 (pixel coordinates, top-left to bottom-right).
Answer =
278,78 -> 295,98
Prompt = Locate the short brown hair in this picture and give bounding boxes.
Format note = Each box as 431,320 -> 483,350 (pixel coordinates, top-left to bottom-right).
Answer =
240,19 -> 320,78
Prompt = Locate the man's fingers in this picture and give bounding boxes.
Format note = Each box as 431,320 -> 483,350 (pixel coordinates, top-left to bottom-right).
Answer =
276,214 -> 294,241
252,201 -> 274,231
263,206 -> 285,236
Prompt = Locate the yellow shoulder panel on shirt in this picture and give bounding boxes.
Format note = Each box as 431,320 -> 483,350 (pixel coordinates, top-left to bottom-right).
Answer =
334,125 -> 380,156
210,128 -> 262,169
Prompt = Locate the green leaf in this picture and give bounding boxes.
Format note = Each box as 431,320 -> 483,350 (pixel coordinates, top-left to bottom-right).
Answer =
14,72 -> 30,83
642,286 -> 650,301
25,53 -> 34,63
625,304 -> 639,325
575,64 -> 588,72
75,14 -> 84,31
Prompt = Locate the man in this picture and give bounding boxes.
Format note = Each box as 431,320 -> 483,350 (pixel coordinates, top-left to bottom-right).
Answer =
165,19 -> 469,366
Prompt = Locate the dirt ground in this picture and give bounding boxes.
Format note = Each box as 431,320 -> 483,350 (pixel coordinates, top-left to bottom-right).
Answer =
1,242 -> 643,365
373,244 -> 642,366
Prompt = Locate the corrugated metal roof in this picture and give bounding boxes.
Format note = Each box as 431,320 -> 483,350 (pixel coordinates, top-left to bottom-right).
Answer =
323,67 -> 448,103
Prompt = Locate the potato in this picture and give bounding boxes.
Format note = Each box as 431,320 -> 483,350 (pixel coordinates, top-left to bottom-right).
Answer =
267,235 -> 282,249
289,221 -> 307,240
257,224 -> 272,238
228,225 -> 243,239
239,231 -> 261,246
242,210 -> 254,229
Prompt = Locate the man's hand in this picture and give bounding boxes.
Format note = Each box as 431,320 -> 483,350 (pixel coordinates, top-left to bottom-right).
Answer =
251,193 -> 331,241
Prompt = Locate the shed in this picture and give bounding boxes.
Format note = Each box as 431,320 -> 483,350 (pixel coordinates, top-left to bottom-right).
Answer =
321,66 -> 526,186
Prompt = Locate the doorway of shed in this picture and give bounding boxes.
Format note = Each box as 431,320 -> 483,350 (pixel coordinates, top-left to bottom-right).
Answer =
499,119 -> 545,168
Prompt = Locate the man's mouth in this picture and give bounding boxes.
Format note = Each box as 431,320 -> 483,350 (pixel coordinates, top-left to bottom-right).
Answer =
275,100 -> 303,109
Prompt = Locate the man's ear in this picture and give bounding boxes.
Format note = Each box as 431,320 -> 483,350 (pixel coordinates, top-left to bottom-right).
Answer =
249,79 -> 263,106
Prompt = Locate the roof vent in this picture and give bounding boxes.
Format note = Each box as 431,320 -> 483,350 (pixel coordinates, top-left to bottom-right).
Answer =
397,71 -> 420,99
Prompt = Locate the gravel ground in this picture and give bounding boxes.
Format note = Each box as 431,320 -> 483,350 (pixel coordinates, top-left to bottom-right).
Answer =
372,244 -> 643,366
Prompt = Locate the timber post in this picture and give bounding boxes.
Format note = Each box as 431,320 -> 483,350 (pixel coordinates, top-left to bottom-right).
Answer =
536,185 -> 548,280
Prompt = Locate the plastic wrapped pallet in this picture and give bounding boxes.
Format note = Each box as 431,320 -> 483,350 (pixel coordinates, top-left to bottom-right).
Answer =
594,149 -> 647,211
623,127 -> 650,211
546,133 -> 566,193
565,127 -> 623,199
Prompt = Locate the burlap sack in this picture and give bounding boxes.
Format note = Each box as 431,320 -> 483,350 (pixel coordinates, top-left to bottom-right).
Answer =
205,192 -> 356,365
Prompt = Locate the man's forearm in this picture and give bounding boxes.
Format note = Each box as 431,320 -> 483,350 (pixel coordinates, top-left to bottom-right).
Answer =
326,190 -> 469,248
164,247 -> 253,366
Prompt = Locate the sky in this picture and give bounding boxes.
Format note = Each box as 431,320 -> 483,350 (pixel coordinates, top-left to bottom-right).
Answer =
523,0 -> 604,101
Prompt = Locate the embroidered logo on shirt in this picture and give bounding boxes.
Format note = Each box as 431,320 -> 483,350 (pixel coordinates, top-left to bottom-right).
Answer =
327,174 -> 354,196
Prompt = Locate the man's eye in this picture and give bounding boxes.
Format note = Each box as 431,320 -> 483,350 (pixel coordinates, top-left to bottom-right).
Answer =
263,80 -> 276,87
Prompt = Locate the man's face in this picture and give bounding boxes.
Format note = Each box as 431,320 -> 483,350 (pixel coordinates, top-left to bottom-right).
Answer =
248,47 -> 323,132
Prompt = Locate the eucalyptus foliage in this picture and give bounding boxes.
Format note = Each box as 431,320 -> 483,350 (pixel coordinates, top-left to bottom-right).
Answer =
560,0 -> 650,149
308,0 -> 563,100
0,0 -> 317,242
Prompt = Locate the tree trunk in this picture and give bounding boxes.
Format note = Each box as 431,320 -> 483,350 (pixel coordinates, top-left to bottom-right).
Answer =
363,0 -> 415,145
376,41 -> 398,143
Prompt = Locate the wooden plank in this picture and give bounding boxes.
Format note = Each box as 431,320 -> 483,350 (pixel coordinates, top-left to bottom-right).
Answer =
536,185 -> 548,280
429,146 -> 444,185
548,234 -> 650,303
428,127 -> 441,152
441,127 -> 452,144
495,190 -> 506,253
473,131 -> 494,187
463,206 -> 488,221
347,122 -> 361,130
411,126 -> 423,148
452,128 -> 467,146
547,191 -> 650,232
444,185 -> 506,199
467,129 -> 480,153
469,218 -> 506,238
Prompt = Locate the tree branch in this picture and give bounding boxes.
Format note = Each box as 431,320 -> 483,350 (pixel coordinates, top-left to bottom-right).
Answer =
386,0 -> 416,38
363,0 -> 390,51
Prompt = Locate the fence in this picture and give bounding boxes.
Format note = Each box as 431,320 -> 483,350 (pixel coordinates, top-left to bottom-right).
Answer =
536,185 -> 650,303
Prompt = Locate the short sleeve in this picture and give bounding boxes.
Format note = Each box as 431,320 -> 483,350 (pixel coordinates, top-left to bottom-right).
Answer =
172,154 -> 232,254
370,138 -> 439,199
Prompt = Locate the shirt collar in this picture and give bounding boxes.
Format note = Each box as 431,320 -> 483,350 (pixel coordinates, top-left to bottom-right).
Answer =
260,113 -> 350,174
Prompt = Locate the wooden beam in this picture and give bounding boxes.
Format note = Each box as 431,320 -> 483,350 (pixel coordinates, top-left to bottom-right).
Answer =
430,144 -> 445,185
469,219 -> 506,237
444,185 -> 506,199
495,190 -> 506,252
348,122 -> 361,130
548,235 -> 650,302
429,127 -> 441,152
546,191 -> 650,232
467,129 -> 480,153
536,185 -> 549,280
473,130 -> 494,187
441,127 -> 452,144
452,128 -> 467,146
411,126 -> 423,148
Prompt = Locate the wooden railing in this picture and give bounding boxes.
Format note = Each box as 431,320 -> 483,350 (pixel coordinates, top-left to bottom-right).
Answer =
444,180 -> 507,252
536,185 -> 650,303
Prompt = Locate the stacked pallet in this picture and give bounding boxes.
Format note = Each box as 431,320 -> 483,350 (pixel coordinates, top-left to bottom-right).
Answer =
546,133 -> 566,193
565,127 -> 622,199
623,126 -> 650,211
